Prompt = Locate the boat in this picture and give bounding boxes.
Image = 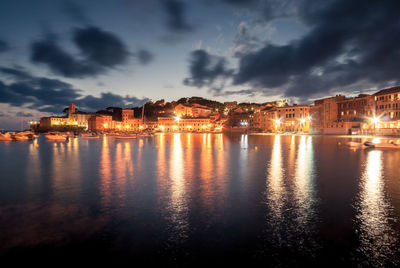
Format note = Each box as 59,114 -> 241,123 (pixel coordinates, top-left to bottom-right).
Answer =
370,141 -> 400,149
45,133 -> 67,141
0,132 -> 13,141
115,134 -> 137,139
346,141 -> 375,149
14,134 -> 30,141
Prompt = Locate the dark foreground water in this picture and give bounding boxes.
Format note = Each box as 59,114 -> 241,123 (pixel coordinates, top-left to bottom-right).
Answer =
1,133 -> 400,266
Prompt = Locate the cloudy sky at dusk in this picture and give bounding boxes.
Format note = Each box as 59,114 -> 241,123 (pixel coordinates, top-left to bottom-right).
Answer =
1,0 -> 399,129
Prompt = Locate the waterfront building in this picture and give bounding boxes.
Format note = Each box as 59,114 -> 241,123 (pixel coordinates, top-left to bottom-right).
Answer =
275,105 -> 310,133
337,94 -> 375,121
335,94 -> 376,134
69,112 -> 93,128
310,95 -> 346,134
249,107 -> 276,132
374,87 -> 400,122
88,115 -> 113,131
157,116 -> 214,132
39,116 -> 70,128
372,87 -> 400,134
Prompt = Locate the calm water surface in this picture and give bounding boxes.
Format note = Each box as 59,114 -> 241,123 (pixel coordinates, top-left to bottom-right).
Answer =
1,133 -> 400,266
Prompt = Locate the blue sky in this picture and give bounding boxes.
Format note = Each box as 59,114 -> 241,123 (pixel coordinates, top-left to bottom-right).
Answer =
1,0 -> 399,129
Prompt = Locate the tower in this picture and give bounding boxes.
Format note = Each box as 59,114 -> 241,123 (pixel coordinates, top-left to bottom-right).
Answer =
68,103 -> 76,118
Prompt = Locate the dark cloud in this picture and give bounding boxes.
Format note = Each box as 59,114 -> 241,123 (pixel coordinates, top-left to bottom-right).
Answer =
183,49 -> 233,88
162,0 -> 194,32
31,39 -> 101,78
0,40 -> 9,53
0,67 -> 148,113
229,0 -> 400,99
136,49 -> 154,65
30,26 -> 130,78
73,27 -> 130,66
77,92 -> 149,111
0,67 -> 32,80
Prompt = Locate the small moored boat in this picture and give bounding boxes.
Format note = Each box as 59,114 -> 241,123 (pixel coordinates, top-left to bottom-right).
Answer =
45,133 -> 67,141
0,132 -> 13,141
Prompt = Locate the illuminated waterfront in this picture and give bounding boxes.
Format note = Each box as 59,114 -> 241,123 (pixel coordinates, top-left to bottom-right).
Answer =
1,134 -> 400,265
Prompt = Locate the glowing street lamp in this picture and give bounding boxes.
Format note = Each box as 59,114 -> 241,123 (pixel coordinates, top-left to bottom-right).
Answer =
175,116 -> 181,122
371,116 -> 380,124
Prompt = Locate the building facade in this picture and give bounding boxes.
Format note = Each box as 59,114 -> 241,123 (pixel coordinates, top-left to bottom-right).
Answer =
157,117 -> 214,132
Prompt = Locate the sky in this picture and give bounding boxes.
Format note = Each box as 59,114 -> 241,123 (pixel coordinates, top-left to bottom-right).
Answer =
1,0 -> 400,129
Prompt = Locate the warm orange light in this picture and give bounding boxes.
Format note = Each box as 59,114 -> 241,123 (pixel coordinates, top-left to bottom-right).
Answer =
104,123 -> 108,128
125,125 -> 130,129
116,125 -> 121,129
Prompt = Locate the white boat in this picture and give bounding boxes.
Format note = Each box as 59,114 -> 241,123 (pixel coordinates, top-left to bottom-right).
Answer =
45,134 -> 67,141
0,132 -> 13,141
371,141 -> 400,149
14,135 -> 30,141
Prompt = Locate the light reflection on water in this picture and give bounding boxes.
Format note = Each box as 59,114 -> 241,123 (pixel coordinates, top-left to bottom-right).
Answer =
0,134 -> 400,264
166,133 -> 189,246
264,135 -> 319,255
355,150 -> 399,266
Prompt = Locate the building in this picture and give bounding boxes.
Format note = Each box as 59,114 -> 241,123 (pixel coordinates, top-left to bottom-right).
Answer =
69,112 -> 93,128
173,104 -> 193,117
374,87 -> 400,122
157,116 -> 214,132
337,94 -> 375,122
372,87 -> 400,134
88,115 -> 113,131
38,103 -> 93,130
250,107 -> 276,131
310,95 -> 346,134
39,116 -> 69,128
192,104 -> 212,117
122,109 -> 134,121
275,105 -> 311,133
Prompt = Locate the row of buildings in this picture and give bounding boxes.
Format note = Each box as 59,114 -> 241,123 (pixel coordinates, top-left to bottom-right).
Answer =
36,103 -> 223,133
34,86 -> 400,135
245,86 -> 400,135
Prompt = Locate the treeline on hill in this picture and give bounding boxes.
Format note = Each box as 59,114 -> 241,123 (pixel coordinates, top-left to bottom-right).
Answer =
87,96 -> 266,122
130,97 -> 226,121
